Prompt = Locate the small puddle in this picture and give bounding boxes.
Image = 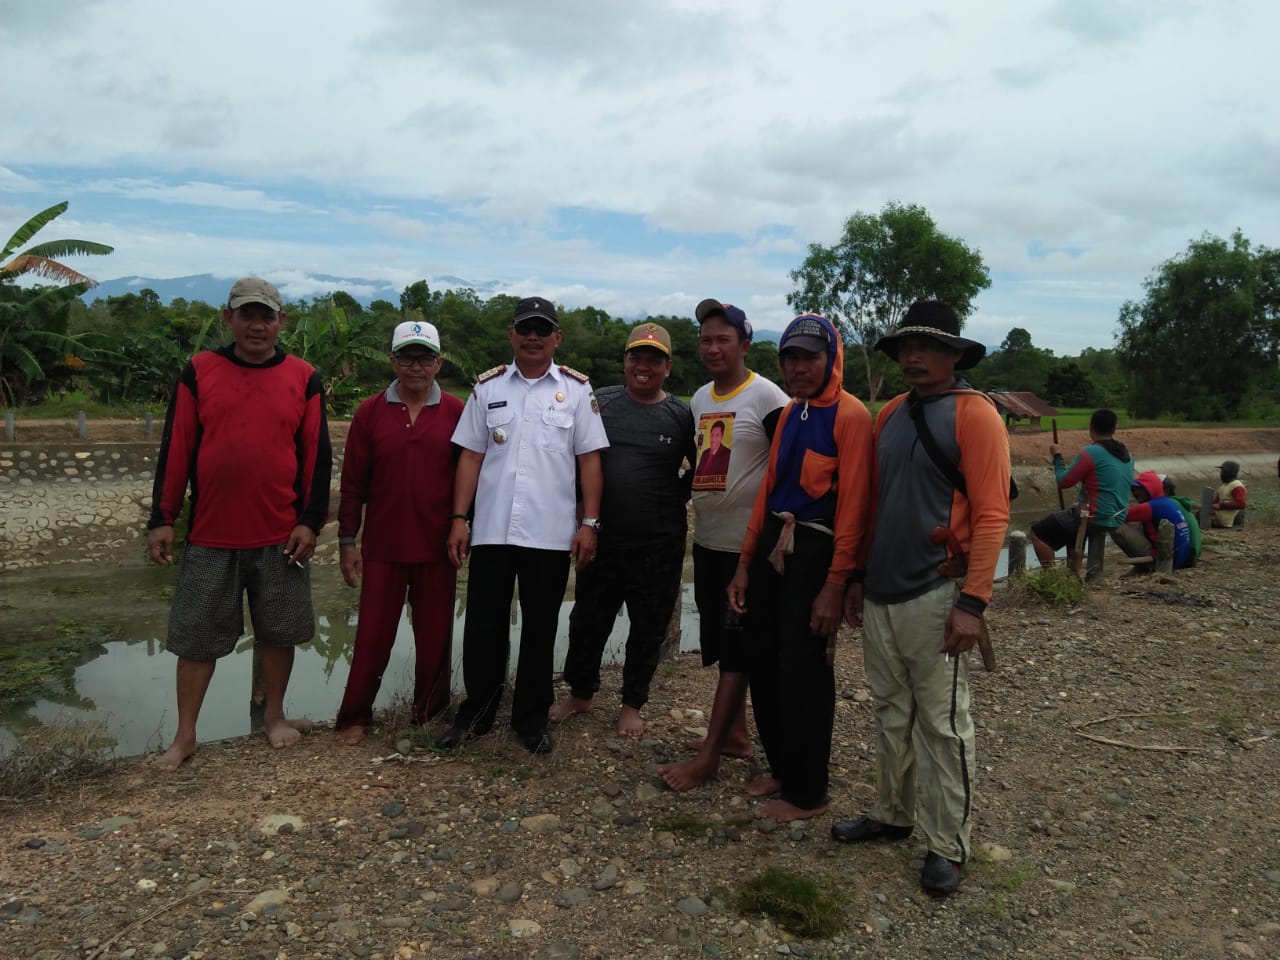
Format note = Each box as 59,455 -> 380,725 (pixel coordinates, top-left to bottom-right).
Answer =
0,531 -> 1054,759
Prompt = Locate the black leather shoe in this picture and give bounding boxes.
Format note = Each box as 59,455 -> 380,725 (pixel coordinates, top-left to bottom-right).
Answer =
434,726 -> 470,750
520,730 -> 553,755
830,816 -> 913,844
920,851 -> 962,895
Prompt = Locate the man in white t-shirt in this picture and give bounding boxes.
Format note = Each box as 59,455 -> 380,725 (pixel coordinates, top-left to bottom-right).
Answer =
659,299 -> 789,791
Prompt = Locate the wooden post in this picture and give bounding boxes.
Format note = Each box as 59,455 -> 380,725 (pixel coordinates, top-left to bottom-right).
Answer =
660,601 -> 682,662
76,410 -> 87,440
144,411 -> 154,438
1007,530 -> 1027,577
249,643 -> 266,733
1069,500 -> 1091,580
1155,519 -> 1175,573
3,411 -> 13,442
1199,486 -> 1214,532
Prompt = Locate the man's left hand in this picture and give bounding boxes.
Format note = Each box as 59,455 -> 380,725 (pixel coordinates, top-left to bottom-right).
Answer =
941,607 -> 983,654
284,525 -> 317,565
810,581 -> 844,638
571,526 -> 597,568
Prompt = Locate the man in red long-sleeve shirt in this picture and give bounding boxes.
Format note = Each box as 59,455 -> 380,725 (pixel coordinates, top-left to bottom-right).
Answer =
335,321 -> 465,743
148,277 -> 331,771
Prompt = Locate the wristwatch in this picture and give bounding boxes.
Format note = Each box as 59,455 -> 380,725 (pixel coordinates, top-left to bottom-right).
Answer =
580,518 -> 602,532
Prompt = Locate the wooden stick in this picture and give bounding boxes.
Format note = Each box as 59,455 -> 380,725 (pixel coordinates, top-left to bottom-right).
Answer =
1069,499 -> 1090,580
1051,418 -> 1065,510
1070,710 -> 1191,727
1069,730 -> 1203,753
87,891 -> 206,960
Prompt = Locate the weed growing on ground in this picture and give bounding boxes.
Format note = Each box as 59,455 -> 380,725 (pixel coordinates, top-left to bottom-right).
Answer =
736,867 -> 846,938
0,720 -> 117,801
1016,565 -> 1086,605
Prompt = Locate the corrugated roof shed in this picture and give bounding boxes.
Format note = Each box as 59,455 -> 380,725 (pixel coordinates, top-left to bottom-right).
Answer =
990,391 -> 1059,419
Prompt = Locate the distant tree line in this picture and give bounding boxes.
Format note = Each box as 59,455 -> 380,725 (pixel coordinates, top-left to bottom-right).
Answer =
4,202 -> 1277,422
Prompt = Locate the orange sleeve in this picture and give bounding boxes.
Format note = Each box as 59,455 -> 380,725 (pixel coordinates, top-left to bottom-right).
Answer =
953,394 -> 1012,605
826,393 -> 874,585
737,406 -> 788,567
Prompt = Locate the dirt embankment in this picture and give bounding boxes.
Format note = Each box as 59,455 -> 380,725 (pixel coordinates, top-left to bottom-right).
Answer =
3,529 -> 1279,960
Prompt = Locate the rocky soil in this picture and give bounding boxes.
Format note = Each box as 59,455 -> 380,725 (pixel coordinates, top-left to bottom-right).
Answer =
3,524 -> 1279,960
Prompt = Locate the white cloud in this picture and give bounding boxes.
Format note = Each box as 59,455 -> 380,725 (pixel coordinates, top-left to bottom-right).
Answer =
0,0 -> 1276,353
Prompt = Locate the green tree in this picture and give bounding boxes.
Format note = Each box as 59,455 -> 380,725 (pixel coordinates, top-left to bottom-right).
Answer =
970,327 -> 1054,394
1,202 -> 113,405
1044,360 -> 1096,407
787,201 -> 990,404
1117,230 -> 1280,420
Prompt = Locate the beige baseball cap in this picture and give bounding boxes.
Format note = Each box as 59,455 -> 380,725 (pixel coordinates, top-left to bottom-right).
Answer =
227,277 -> 283,313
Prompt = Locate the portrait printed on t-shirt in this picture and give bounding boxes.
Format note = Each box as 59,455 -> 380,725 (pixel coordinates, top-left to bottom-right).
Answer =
692,413 -> 735,491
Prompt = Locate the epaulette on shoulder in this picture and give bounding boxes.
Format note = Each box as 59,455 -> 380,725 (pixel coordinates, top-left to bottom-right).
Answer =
476,364 -> 507,384
559,364 -> 590,383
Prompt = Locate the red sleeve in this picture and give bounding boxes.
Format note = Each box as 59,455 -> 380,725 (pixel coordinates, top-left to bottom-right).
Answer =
1230,485 -> 1247,509
826,394 -> 873,585
338,399 -> 374,539
148,361 -> 199,528
1125,502 -> 1153,523
1058,450 -> 1095,490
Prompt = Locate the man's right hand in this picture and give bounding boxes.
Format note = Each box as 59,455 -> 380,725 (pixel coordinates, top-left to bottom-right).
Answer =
843,582 -> 864,628
340,544 -> 362,587
446,518 -> 470,569
148,526 -> 175,565
1049,442 -> 1063,457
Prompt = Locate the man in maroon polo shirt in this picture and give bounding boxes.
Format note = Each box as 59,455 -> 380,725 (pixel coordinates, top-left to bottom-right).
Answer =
334,320 -> 465,743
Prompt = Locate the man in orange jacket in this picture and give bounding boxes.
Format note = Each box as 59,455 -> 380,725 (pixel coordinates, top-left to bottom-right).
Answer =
832,301 -> 1011,897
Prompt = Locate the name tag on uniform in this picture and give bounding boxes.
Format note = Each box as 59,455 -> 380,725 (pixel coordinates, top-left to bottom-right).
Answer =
487,400 -> 507,409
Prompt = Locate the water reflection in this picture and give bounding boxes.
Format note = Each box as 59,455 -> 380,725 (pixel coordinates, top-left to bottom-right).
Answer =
1,541 -> 1042,759
0,575 -> 705,759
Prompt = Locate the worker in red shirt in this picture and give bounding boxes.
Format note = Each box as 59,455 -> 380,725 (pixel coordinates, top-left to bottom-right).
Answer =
334,320 -> 465,743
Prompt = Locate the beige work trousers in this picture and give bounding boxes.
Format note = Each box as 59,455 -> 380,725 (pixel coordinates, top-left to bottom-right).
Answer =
863,581 -> 974,863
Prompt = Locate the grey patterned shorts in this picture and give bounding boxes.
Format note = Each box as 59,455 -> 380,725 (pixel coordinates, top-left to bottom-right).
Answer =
166,544 -> 315,660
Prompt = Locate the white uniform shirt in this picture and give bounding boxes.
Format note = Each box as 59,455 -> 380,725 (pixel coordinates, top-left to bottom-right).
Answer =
452,362 -> 609,550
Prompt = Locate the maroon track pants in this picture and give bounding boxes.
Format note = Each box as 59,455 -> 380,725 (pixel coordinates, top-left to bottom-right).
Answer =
335,559 -> 456,729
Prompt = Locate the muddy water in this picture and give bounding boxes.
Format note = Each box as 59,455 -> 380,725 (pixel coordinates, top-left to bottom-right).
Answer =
0,499 -> 1061,759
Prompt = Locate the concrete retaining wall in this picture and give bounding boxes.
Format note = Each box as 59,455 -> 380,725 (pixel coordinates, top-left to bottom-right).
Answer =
0,442 -> 349,570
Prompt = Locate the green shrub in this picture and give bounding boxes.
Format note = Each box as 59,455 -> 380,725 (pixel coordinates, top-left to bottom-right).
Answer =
736,867 -> 845,938
1021,565 -> 1086,605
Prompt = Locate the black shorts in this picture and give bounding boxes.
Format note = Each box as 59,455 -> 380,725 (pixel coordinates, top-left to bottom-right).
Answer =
692,543 -> 747,673
166,544 -> 315,660
1030,508 -> 1112,551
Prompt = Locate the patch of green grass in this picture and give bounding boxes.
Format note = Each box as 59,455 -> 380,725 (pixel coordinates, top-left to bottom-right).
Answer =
1017,565 -> 1086,605
0,720 -> 118,800
736,867 -> 846,938
989,860 -> 1036,892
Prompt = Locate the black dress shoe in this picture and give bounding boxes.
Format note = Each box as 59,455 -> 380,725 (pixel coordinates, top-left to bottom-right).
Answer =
434,727 -> 469,750
920,851 -> 961,895
830,815 -> 914,844
520,730 -> 553,755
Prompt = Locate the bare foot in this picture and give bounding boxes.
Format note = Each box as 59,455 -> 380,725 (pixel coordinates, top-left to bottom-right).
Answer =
616,706 -> 645,738
265,717 -> 304,749
154,736 -> 197,772
745,773 -> 781,797
683,736 -> 753,759
549,696 -> 594,723
335,725 -> 367,745
753,798 -> 829,822
658,755 -> 719,792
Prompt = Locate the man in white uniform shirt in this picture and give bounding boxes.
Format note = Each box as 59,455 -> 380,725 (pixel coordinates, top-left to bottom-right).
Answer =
660,299 -> 789,791
440,297 -> 609,755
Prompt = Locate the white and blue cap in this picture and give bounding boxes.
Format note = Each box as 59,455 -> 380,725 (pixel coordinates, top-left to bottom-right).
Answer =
392,320 -> 441,354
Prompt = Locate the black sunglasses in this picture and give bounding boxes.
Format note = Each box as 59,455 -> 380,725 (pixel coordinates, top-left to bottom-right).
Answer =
513,318 -> 557,336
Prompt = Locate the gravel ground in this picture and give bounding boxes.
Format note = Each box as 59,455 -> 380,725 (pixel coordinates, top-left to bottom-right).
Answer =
3,524 -> 1279,960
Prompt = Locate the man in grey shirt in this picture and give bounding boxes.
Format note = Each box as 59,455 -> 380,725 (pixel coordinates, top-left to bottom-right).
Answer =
550,323 -> 696,737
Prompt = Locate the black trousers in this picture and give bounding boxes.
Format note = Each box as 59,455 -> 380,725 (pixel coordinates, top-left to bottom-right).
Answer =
562,532 -> 685,709
744,517 -> 836,810
454,545 -> 571,737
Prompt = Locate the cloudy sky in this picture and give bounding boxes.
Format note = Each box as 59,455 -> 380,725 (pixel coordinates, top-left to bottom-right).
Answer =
3,0 -> 1276,352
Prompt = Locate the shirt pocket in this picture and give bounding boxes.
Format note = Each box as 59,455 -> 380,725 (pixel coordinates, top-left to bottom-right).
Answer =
540,408 -> 574,451
800,450 -> 838,500
485,408 -> 514,430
